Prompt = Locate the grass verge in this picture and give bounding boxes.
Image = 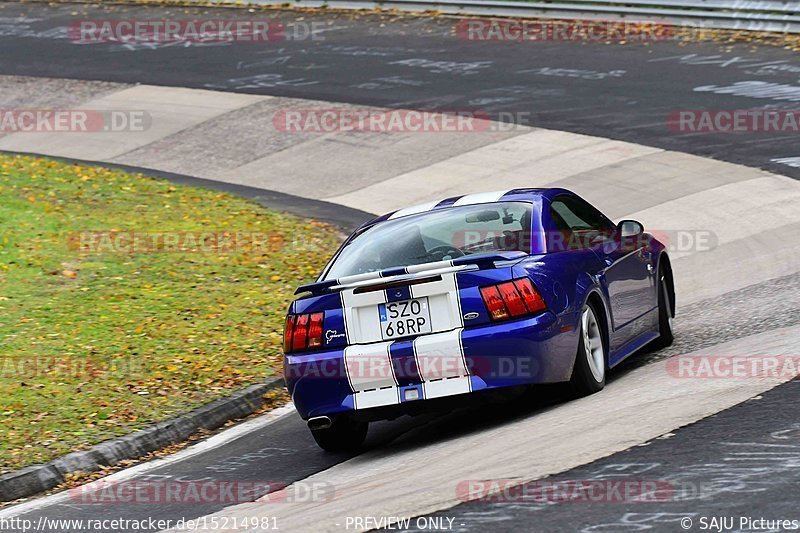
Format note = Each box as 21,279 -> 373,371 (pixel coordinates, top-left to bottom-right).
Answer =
0,154 -> 341,473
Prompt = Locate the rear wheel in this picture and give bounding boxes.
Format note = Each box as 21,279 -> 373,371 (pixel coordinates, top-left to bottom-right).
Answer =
310,416 -> 368,452
569,302 -> 606,397
651,266 -> 675,349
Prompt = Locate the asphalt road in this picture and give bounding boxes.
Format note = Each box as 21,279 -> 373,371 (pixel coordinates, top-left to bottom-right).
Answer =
8,271 -> 800,531
406,378 -> 800,533
8,385 -> 575,532
1,2 -> 800,179
2,3 -> 800,531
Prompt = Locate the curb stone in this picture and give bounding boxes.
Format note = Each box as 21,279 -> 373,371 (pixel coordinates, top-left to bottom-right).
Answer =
0,145 -> 361,504
0,378 -> 285,502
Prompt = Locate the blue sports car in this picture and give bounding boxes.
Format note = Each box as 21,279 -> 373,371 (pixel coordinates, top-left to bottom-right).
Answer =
283,188 -> 675,451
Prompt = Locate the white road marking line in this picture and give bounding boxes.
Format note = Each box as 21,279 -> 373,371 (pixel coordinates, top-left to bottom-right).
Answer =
170,325 -> 800,532
0,403 -> 296,519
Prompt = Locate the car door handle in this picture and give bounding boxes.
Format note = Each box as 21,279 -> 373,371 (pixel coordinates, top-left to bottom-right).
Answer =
604,258 -> 614,266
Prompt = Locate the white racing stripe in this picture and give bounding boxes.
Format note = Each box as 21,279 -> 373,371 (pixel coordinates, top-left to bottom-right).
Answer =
341,287 -> 386,345
336,271 -> 384,285
423,375 -> 471,399
332,263 -> 470,292
409,271 -> 464,333
452,189 -> 511,207
343,341 -> 399,410
413,328 -> 472,399
406,259 -> 453,274
387,200 -> 441,220
341,272 -> 469,408
340,269 -> 464,345
341,329 -> 474,409
387,190 -> 514,217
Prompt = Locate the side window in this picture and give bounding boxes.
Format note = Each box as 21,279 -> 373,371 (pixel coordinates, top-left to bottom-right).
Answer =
550,196 -> 611,232
549,195 -> 613,252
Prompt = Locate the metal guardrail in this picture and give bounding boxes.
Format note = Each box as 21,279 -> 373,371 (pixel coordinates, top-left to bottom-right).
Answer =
244,0 -> 800,33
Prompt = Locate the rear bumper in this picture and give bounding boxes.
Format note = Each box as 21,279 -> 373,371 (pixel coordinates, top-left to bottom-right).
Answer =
284,312 -> 577,420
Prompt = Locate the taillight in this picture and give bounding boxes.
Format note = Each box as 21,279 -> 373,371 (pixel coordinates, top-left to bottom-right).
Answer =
513,278 -> 546,314
284,312 -> 325,354
307,313 -> 324,348
480,278 -> 546,321
283,315 -> 295,353
479,285 -> 509,320
497,281 -> 527,316
292,314 -> 309,352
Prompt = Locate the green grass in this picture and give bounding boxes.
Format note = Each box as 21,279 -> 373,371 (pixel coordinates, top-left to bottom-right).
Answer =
0,154 -> 341,473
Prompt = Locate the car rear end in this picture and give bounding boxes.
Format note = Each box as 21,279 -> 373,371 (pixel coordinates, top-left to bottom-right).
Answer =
283,197 -> 576,425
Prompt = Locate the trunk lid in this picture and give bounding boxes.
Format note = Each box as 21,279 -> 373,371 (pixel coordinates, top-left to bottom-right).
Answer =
290,251 -> 527,349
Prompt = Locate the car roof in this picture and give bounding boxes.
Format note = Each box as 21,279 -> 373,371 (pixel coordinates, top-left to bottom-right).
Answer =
362,187 -> 575,229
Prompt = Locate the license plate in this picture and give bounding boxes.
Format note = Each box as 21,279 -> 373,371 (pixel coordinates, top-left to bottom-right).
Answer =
378,297 -> 432,340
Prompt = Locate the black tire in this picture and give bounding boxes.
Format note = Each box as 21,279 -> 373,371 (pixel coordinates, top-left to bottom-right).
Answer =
310,416 -> 368,452
651,265 -> 675,349
569,301 -> 607,397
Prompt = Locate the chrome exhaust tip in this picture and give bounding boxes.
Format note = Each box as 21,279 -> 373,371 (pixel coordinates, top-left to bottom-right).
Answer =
308,416 -> 332,431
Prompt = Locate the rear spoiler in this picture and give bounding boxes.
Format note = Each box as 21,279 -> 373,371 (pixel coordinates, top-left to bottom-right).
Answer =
294,251 -> 527,296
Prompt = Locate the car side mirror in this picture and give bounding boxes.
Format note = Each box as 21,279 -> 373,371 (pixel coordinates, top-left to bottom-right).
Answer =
618,220 -> 644,238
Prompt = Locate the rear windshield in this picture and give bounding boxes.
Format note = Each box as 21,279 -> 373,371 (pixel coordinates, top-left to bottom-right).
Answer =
323,201 -> 532,279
